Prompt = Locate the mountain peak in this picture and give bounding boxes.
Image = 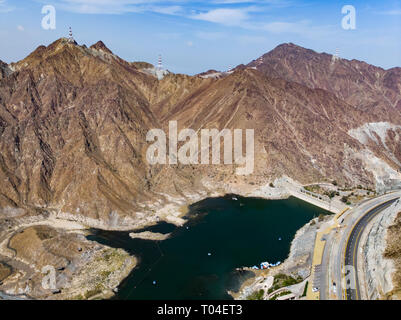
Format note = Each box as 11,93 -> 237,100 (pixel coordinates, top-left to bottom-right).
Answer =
246,42 -> 332,71
268,42 -> 321,57
90,41 -> 113,54
275,42 -> 299,49
48,37 -> 78,48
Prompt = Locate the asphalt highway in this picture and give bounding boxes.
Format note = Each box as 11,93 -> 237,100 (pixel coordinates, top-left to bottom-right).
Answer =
344,198 -> 398,300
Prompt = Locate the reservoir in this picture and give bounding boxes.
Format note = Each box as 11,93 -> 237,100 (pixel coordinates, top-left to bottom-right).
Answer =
88,195 -> 329,300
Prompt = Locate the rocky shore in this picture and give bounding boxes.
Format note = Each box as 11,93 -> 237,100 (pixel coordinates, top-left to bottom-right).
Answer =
0,176 -> 342,301
45,176 -> 292,233
129,231 -> 171,240
233,214 -> 331,300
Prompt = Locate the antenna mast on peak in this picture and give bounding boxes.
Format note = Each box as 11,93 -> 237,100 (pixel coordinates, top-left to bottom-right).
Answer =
157,54 -> 163,70
332,47 -> 340,62
68,27 -> 75,43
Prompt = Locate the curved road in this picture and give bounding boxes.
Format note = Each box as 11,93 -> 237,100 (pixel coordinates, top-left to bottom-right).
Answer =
344,198 -> 398,300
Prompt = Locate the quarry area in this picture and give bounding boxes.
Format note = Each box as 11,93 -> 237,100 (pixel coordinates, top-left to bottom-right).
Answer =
0,213 -> 136,300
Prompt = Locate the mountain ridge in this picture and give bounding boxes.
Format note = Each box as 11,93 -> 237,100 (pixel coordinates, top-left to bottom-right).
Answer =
0,38 -> 400,229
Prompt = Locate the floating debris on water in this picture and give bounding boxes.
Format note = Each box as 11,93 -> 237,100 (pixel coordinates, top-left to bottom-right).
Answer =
247,261 -> 282,270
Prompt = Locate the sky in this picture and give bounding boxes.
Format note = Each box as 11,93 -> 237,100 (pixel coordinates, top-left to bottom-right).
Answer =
0,0 -> 400,74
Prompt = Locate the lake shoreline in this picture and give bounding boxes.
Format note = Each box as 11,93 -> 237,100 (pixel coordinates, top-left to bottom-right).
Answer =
88,195 -> 328,300
232,213 -> 332,300
0,176 -> 330,300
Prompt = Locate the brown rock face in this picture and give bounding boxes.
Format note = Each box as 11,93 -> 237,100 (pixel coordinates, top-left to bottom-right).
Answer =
90,41 -> 114,54
0,39 -> 400,227
0,39 -> 162,225
384,211 -> 401,299
247,43 -> 401,121
0,60 -> 9,80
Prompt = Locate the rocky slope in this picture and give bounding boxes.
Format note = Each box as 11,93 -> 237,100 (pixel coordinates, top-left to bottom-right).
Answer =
0,39 -> 400,230
247,43 -> 401,117
0,220 -> 135,299
245,43 -> 401,190
0,38 -> 163,228
361,201 -> 400,299
384,211 -> 401,299
0,60 -> 10,80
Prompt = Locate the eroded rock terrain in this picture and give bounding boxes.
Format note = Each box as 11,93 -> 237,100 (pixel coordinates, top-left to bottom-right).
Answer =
1,39 -> 401,299
0,219 -> 135,299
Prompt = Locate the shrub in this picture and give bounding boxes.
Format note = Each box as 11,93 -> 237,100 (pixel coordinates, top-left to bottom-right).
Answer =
270,290 -> 292,300
247,289 -> 264,300
302,281 -> 309,297
325,191 -> 336,199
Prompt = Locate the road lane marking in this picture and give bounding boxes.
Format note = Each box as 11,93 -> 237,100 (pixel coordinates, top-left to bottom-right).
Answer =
343,198 -> 398,300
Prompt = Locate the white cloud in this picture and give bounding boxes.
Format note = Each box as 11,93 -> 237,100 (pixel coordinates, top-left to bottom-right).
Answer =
35,0 -> 337,41
237,35 -> 267,44
196,31 -> 226,40
379,9 -> 401,15
157,32 -> 181,40
190,7 -> 335,40
186,41 -> 193,46
191,7 -> 253,26
258,20 -> 337,38
211,0 -> 289,4
17,25 -> 24,31
0,0 -> 14,13
151,5 -> 182,15
52,0 -> 184,15
261,21 -> 306,34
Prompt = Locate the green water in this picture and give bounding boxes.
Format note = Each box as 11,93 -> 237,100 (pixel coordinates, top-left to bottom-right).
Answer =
88,195 -> 329,300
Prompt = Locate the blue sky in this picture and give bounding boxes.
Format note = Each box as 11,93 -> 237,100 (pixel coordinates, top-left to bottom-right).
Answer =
0,0 -> 400,74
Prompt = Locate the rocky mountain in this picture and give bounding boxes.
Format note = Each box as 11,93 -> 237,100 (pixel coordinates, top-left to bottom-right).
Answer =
246,43 -> 401,189
0,39 -> 400,229
0,60 -> 10,80
247,43 -> 401,115
0,38 -> 163,227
